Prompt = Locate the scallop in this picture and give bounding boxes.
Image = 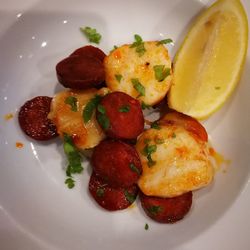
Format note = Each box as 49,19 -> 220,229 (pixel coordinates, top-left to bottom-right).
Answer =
48,88 -> 109,149
136,124 -> 214,198
104,41 -> 172,106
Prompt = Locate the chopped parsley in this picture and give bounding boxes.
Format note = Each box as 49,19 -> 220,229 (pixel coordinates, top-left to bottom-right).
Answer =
115,74 -> 122,83
153,65 -> 170,82
96,187 -> 105,197
147,205 -> 163,215
129,163 -> 141,175
80,26 -> 102,44
65,178 -> 75,189
63,134 -> 83,188
65,96 -> 78,112
97,104 -> 110,129
172,133 -> 176,138
145,223 -> 149,230
215,86 -> 221,90
124,190 -> 137,204
141,101 -> 151,110
130,34 -> 146,56
151,121 -> 161,130
131,78 -> 145,97
82,95 -> 102,123
119,105 -> 130,113
143,144 -> 157,167
155,138 -> 165,144
110,45 -> 118,53
157,38 -> 173,46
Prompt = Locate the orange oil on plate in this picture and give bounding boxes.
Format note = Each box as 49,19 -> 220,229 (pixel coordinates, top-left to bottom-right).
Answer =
16,142 -> 24,149
209,147 -> 231,173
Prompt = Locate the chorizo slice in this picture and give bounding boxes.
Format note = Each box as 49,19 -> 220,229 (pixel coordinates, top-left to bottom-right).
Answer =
89,171 -> 138,211
70,45 -> 106,62
159,111 -> 208,142
139,191 -> 192,223
96,91 -> 144,139
18,96 -> 58,141
56,55 -> 105,89
91,139 -> 142,188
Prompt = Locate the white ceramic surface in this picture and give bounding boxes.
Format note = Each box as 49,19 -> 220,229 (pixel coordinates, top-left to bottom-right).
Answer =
0,0 -> 250,249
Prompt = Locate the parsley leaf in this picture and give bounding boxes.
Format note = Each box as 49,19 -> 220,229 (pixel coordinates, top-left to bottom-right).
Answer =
153,65 -> 170,82
96,187 -> 105,197
124,190 -> 137,204
151,121 -> 161,130
82,95 -> 102,123
129,163 -> 141,175
147,205 -> 163,215
63,134 -> 83,188
80,26 -> 102,44
65,96 -> 78,112
157,38 -> 173,46
141,102 -> 151,110
97,105 -> 110,129
145,223 -> 149,230
115,74 -> 122,83
130,34 -> 146,56
131,78 -> 145,97
143,144 -> 157,167
119,105 -> 130,113
110,45 -> 118,53
65,178 -> 75,189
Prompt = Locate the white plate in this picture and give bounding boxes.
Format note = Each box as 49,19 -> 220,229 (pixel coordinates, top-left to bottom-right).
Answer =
0,0 -> 250,249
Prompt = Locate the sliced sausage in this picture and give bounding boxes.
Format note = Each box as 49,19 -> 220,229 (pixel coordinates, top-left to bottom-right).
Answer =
89,171 -> 138,211
70,45 -> 106,62
139,191 -> 192,223
96,91 -> 144,139
56,55 -> 105,89
18,96 -> 58,141
159,111 -> 208,142
91,139 -> 142,188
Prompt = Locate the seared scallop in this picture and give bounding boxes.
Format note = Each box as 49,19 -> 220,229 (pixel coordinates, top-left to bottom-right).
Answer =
104,41 -> 172,106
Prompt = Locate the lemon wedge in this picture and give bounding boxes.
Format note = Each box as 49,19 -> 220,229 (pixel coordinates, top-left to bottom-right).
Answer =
168,0 -> 248,119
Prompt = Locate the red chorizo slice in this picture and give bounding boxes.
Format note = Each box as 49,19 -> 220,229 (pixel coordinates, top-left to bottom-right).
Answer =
96,92 -> 144,139
18,96 -> 58,141
159,111 -> 208,142
139,191 -> 192,223
56,55 -> 105,89
70,45 -> 106,62
89,172 -> 138,211
91,139 -> 142,188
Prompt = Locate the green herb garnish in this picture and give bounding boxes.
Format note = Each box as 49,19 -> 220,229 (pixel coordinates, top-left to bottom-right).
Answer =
130,34 -> 146,56
141,102 -> 151,110
82,95 -> 102,123
65,178 -> 75,189
131,78 -> 145,97
124,190 -> 137,204
110,45 -> 118,53
215,86 -> 221,90
157,38 -> 173,46
119,105 -> 130,113
153,65 -> 170,82
63,134 -> 83,188
145,223 -> 149,230
80,26 -> 102,44
143,144 -> 157,167
96,187 -> 105,197
151,121 -> 161,130
155,138 -> 165,144
115,74 -> 122,83
97,104 -> 110,129
147,205 -> 162,215
172,133 -> 176,138
65,96 -> 78,112
129,163 -> 141,175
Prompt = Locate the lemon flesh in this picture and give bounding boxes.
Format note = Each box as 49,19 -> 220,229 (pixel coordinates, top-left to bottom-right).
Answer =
168,0 -> 248,119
